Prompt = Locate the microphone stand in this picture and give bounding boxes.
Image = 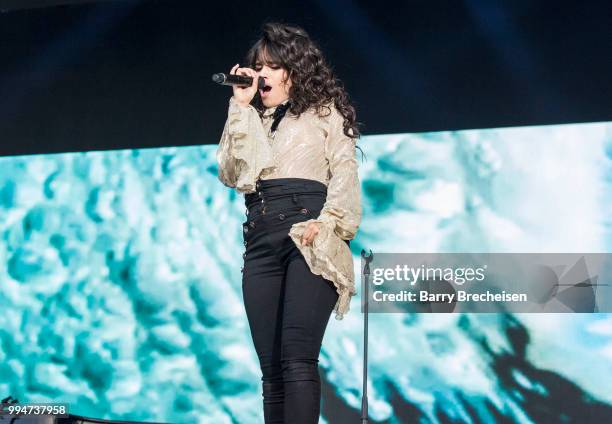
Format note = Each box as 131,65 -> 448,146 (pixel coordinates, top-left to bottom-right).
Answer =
360,249 -> 373,424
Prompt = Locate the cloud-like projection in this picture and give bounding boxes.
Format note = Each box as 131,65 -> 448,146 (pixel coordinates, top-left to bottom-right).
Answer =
0,121 -> 611,423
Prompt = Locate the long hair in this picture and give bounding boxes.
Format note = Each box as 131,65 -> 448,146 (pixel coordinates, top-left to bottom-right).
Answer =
244,22 -> 365,160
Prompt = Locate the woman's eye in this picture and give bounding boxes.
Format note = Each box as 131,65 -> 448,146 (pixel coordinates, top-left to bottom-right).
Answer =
254,65 -> 279,71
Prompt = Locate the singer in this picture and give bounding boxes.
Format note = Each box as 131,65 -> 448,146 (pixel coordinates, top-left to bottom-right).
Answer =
216,22 -> 362,423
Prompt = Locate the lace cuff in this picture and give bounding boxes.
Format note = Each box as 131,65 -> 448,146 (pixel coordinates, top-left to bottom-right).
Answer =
288,219 -> 357,320
316,206 -> 360,241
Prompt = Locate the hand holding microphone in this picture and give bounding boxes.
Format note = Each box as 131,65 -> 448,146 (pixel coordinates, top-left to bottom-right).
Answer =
230,64 -> 259,107
213,64 -> 263,107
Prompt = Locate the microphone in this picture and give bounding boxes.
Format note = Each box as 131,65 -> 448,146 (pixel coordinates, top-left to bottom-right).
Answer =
212,73 -> 266,90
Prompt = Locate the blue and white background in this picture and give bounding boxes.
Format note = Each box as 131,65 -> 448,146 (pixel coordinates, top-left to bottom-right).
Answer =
1,121 -> 612,423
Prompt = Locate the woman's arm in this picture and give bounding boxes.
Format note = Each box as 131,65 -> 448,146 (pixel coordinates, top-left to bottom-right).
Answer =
216,96 -> 276,193
312,104 -> 362,240
286,104 -> 361,319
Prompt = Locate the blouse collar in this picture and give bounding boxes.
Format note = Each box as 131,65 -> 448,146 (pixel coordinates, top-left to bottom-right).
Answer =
262,98 -> 291,119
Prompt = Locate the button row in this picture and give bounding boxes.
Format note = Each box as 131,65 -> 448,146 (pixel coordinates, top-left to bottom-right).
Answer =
243,208 -> 311,231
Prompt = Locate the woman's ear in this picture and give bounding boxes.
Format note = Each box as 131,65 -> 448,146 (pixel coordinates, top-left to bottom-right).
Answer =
281,71 -> 292,89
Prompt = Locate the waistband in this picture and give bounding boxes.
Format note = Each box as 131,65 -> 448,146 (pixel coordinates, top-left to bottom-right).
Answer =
244,178 -> 327,207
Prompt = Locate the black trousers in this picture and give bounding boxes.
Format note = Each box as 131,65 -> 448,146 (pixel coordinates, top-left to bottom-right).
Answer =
241,178 -> 342,424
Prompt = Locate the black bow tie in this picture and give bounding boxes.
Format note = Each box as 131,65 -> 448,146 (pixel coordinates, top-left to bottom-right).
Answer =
271,101 -> 291,133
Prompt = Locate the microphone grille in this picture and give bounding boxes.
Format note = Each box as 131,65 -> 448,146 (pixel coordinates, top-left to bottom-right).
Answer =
211,73 -> 225,84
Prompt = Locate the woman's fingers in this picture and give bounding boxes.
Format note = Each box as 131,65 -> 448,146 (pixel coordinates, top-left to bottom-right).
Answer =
301,223 -> 320,246
230,65 -> 258,88
230,65 -> 258,106
248,70 -> 259,88
236,67 -> 251,76
232,65 -> 251,77
235,67 -> 257,77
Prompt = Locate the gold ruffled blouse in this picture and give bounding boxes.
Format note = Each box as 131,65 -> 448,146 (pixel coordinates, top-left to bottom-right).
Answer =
216,96 -> 362,320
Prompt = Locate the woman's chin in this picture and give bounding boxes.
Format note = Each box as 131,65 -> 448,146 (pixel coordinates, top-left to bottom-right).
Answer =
262,98 -> 276,108
263,98 -> 288,109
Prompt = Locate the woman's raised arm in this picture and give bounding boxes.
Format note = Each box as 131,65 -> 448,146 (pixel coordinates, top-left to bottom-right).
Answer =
216,96 -> 276,193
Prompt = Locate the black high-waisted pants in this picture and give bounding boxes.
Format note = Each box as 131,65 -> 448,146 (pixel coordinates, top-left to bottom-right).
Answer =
241,177 -> 343,424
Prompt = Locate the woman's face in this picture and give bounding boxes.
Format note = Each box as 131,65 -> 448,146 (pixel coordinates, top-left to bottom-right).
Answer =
255,60 -> 292,108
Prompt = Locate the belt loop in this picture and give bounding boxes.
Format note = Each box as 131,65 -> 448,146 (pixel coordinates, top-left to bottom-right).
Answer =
292,193 -> 298,205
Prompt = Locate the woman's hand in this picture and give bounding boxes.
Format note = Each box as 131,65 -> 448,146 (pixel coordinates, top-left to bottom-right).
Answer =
301,222 -> 321,246
230,63 -> 259,107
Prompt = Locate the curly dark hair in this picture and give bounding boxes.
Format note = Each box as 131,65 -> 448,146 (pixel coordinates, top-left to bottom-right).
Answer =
244,21 -> 365,161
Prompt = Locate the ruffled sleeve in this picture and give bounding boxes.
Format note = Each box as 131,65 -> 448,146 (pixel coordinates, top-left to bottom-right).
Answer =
216,96 -> 277,193
288,103 -> 362,320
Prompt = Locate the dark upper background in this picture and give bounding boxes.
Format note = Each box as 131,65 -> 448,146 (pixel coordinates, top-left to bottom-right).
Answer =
0,0 -> 610,157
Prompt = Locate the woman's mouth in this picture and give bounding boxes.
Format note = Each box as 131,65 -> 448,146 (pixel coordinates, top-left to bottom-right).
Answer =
260,85 -> 272,97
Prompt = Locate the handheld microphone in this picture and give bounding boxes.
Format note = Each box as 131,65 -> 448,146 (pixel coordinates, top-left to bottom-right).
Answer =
212,73 -> 266,90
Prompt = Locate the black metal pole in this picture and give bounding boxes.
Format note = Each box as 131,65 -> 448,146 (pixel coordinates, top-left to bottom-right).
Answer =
360,249 -> 373,424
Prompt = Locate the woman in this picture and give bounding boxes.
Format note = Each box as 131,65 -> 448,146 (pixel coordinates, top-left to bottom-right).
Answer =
216,22 -> 362,424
